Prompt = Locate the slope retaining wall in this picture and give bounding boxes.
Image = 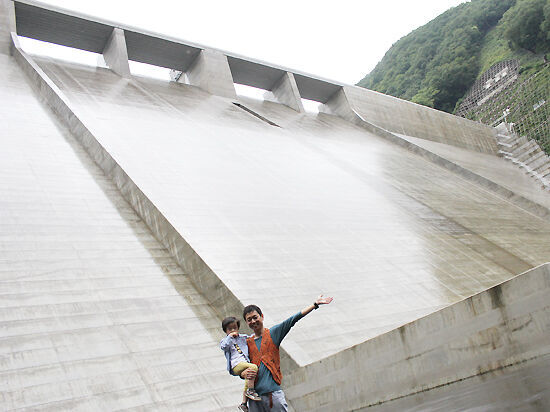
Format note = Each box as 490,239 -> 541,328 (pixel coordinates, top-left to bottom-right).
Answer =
343,85 -> 499,155
285,263 -> 550,411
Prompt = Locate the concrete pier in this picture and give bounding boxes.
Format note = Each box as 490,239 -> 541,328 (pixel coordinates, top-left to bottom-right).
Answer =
186,49 -> 236,99
102,27 -> 131,78
0,0 -> 15,54
266,72 -> 304,113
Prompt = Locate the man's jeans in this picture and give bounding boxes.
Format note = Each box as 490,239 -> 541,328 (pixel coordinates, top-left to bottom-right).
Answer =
247,390 -> 288,412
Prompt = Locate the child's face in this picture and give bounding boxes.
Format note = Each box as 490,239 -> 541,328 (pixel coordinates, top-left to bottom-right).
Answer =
225,321 -> 239,335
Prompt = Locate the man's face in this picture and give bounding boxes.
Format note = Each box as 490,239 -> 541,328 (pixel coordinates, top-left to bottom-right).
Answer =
245,310 -> 264,333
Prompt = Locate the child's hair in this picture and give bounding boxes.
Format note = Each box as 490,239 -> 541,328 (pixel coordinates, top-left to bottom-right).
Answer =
222,316 -> 240,333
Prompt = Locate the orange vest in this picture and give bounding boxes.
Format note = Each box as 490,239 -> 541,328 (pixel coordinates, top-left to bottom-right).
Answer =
247,328 -> 282,385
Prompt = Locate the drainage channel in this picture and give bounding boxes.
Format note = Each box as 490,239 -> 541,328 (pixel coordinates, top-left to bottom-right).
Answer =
233,102 -> 281,127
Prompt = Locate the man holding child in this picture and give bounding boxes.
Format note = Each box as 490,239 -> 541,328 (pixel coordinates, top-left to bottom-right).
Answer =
241,295 -> 333,411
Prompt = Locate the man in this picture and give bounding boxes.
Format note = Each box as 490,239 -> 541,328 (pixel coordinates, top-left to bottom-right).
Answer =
242,295 -> 333,411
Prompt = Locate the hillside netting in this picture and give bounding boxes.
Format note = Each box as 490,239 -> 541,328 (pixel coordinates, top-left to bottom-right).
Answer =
458,63 -> 550,155
455,60 -> 520,118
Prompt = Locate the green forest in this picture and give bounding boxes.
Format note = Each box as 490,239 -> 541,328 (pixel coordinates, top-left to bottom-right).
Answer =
357,0 -> 550,114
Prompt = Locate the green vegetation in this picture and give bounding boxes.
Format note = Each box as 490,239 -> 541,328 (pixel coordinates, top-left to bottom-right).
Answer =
504,0 -> 549,53
357,0 -> 550,114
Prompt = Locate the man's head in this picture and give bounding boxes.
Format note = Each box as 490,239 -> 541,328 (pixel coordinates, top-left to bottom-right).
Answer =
243,305 -> 264,335
222,316 -> 240,335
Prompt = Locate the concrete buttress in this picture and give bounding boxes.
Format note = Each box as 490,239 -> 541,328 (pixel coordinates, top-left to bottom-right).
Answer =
267,72 -> 304,113
102,27 -> 131,78
186,48 -> 236,99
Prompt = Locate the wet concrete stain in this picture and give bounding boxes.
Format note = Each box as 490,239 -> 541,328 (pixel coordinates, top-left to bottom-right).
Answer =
489,285 -> 504,309
292,135 -> 533,276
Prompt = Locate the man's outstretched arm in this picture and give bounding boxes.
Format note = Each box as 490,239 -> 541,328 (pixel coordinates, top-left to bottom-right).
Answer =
270,295 -> 334,346
301,295 -> 333,316
243,295 -> 334,380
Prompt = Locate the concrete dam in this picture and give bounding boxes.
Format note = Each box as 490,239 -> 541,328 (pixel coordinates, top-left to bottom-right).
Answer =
1,0 -> 549,410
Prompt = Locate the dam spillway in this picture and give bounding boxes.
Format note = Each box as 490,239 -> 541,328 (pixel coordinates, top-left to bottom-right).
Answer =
1,1 -> 549,410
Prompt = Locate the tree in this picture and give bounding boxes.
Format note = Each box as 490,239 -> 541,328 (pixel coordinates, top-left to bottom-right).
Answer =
503,0 -> 547,53
541,1 -> 550,47
356,0 -> 516,113
411,87 -> 439,107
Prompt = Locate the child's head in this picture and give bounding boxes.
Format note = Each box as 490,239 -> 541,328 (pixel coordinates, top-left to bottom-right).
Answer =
222,316 -> 240,335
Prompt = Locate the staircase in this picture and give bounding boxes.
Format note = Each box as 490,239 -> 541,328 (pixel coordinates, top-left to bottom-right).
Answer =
496,123 -> 550,191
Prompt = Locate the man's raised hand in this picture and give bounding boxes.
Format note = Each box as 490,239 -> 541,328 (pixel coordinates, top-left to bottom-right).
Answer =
316,295 -> 333,305
301,295 -> 333,316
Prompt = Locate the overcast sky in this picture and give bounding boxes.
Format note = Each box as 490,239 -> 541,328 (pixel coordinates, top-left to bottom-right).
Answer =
35,0 -> 468,84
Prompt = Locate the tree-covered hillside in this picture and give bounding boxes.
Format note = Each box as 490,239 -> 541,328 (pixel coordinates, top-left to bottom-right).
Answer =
357,0 -> 550,113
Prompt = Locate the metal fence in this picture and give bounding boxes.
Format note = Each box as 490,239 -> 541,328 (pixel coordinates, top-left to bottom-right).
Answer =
459,64 -> 549,154
455,60 -> 520,118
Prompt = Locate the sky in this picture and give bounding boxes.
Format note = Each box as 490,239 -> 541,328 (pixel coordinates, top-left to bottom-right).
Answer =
31,0 -> 468,85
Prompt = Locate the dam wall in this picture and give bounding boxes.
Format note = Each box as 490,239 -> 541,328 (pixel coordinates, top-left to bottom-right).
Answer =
11,0 -> 498,155
285,263 -> 550,411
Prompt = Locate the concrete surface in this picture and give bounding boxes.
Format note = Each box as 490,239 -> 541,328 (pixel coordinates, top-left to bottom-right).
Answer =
363,354 -> 550,411
495,130 -> 550,192
3,1 -> 550,410
285,263 -> 550,411
9,30 -> 299,377
29,53 -> 550,367
322,89 -> 550,222
0,39 -> 242,410
398,134 -> 550,211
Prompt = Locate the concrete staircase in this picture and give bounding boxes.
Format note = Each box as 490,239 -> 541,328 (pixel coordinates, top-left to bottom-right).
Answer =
496,124 -> 550,191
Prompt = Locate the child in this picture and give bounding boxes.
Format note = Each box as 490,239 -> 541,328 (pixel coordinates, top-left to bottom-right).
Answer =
220,316 -> 262,411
